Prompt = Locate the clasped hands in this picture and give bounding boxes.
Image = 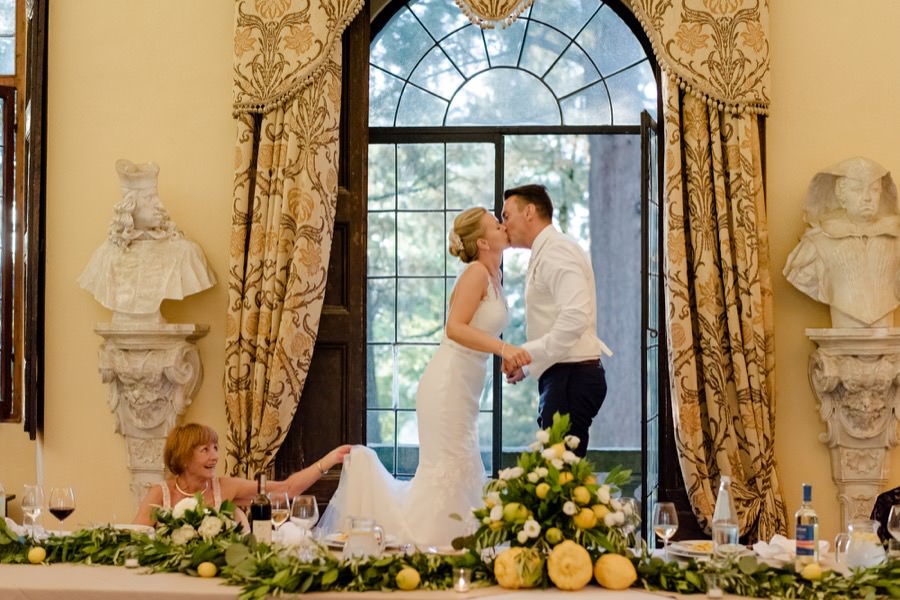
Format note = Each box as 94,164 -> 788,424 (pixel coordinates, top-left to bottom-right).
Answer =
501,345 -> 530,385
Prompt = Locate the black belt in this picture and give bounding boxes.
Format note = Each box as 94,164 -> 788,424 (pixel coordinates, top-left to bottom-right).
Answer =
565,358 -> 602,367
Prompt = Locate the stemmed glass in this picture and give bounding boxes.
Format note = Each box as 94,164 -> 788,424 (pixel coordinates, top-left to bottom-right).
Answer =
620,497 -> 642,554
887,504 -> 900,557
652,501 -> 678,559
48,486 -> 76,536
269,492 -> 291,532
290,494 -> 319,535
21,484 -> 45,539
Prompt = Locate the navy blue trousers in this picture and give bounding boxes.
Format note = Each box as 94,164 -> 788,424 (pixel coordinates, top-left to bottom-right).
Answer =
537,361 -> 607,457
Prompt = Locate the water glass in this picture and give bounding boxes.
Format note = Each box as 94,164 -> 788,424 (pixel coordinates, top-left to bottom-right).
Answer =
21,484 -> 44,539
833,532 -> 850,567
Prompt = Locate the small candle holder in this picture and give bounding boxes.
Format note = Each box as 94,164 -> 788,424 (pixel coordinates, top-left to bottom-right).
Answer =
703,572 -> 722,598
123,545 -> 139,569
453,567 -> 472,593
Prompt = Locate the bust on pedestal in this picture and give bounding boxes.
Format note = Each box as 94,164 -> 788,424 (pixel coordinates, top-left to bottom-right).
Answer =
784,157 -> 900,530
78,159 -> 217,507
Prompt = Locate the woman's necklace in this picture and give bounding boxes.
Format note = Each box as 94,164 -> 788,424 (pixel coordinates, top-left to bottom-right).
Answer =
174,478 -> 209,497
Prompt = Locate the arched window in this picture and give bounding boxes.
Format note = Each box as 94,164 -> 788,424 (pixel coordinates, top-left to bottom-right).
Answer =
365,0 -> 662,510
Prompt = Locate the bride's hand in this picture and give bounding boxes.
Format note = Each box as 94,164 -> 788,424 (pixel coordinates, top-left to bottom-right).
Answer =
501,343 -> 531,369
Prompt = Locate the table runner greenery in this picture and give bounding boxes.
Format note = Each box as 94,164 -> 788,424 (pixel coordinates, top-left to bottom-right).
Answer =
2,415 -> 899,599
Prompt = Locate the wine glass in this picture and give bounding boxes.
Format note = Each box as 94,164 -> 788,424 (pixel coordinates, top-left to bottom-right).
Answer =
48,486 -> 76,536
290,494 -> 320,535
269,491 -> 291,531
652,501 -> 678,559
887,504 -> 900,557
21,484 -> 45,539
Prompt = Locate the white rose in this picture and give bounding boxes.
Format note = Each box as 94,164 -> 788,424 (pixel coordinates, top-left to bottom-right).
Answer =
198,515 -> 224,540
562,451 -> 578,464
528,441 -> 542,452
536,430 -> 550,444
564,435 -> 580,449
508,466 -> 524,479
604,513 -> 618,528
610,498 -> 622,512
172,496 -> 199,519
517,530 -> 529,544
523,519 -> 541,538
551,458 -> 564,470
597,485 -> 611,504
563,501 -> 577,516
171,524 -> 198,545
542,449 -> 557,461
486,492 -> 501,506
490,505 -> 504,521
527,471 -> 539,483
536,467 -> 548,478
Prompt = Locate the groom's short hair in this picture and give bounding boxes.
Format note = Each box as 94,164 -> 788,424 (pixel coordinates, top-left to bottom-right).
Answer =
503,184 -> 553,221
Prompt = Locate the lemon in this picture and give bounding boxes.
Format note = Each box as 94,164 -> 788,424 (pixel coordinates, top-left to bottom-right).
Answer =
572,486 -> 591,505
395,566 -> 421,590
545,527 -> 564,545
494,547 -> 544,589
547,540 -> 593,591
197,561 -> 218,578
27,546 -> 46,564
800,562 -> 823,581
535,482 -> 551,499
572,507 -> 598,529
594,553 -> 638,590
558,472 -> 574,485
592,503 -> 610,521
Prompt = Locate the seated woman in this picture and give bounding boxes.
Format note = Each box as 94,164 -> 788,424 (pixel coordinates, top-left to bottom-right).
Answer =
133,422 -> 351,528
871,485 -> 900,542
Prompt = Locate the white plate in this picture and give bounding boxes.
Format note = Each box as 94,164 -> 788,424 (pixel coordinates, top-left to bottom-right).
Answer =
324,532 -> 400,549
668,539 -> 714,558
112,523 -> 155,534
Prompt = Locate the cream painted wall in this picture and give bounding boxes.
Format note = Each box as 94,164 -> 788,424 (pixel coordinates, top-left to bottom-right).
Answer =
1,0 -> 898,542
0,0 -> 234,526
769,0 -> 900,543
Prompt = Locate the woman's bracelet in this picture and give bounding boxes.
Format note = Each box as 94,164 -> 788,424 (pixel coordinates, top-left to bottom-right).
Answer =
499,341 -> 507,357
316,460 -> 329,475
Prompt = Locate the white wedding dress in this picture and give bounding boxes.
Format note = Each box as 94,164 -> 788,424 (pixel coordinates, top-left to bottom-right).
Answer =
319,266 -> 507,549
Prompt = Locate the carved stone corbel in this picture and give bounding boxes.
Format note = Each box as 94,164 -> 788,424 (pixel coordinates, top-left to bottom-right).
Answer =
807,328 -> 900,530
95,323 -> 209,507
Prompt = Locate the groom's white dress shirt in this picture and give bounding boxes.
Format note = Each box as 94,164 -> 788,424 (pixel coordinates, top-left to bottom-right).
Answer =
521,226 -> 612,380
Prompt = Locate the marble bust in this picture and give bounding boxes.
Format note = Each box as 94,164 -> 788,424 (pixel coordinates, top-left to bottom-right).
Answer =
78,159 -> 217,323
783,156 -> 900,327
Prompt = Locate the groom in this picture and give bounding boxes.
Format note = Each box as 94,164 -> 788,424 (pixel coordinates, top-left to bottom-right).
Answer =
501,184 -> 611,457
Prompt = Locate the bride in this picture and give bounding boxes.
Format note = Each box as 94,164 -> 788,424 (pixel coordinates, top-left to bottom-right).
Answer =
318,206 -> 531,549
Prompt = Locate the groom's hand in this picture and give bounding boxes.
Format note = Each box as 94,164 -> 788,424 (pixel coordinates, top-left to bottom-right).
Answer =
505,366 -> 525,384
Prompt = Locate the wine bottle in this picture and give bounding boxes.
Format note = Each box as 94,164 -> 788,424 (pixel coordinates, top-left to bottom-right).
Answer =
250,473 -> 272,543
711,475 -> 741,560
795,483 -> 819,567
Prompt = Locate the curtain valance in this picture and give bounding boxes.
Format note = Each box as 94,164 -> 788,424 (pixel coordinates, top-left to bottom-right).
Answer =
232,0 -> 363,116
629,0 -> 770,114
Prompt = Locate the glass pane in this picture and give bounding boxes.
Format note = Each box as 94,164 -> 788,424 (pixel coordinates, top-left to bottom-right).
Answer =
0,37 -> 13,76
397,144 -> 444,210
0,0 -> 14,36
367,278 -> 396,343
367,409 -> 396,448
441,27 -> 490,78
520,22 -> 571,78
447,143 -> 495,209
448,70 -> 559,126
369,68 -> 405,126
398,212 -> 446,275
544,43 -> 599,98
477,411 -> 493,472
482,18 -> 528,67
561,82 -> 612,126
397,277 -> 445,343
368,144 -> 396,211
410,46 -> 466,100
396,86 -> 449,126
371,6 -> 434,80
396,410 -> 420,476
397,345 -> 435,409
367,344 -> 395,408
367,212 -> 396,277
529,0 -> 595,39
578,6 -> 648,78
607,62 -> 658,124
409,0 -> 471,42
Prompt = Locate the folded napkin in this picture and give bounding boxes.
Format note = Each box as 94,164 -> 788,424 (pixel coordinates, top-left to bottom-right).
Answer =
753,534 -> 829,563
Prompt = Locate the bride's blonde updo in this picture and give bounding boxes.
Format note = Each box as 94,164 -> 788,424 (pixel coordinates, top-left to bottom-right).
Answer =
449,207 -> 487,263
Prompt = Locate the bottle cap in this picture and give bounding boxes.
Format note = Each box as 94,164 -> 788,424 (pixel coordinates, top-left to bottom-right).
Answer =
802,483 -> 812,502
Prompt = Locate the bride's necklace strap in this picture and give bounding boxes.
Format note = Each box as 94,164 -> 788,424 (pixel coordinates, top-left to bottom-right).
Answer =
174,477 -> 209,496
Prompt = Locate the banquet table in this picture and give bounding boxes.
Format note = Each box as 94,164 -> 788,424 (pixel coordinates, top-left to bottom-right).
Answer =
0,563 -> 728,600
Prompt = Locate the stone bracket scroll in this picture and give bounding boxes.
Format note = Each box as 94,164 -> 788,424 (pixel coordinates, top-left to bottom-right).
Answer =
95,323 -> 209,507
807,328 -> 900,530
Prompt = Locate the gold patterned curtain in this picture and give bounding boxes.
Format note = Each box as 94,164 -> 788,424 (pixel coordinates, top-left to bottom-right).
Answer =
629,0 -> 786,540
226,0 -> 363,477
